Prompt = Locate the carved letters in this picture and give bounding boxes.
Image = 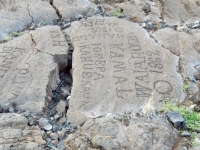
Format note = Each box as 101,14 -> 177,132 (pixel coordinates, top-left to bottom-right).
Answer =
73,18 -> 172,101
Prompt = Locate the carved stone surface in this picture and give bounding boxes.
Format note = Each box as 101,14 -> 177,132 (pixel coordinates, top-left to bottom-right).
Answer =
65,17 -> 184,126
0,26 -> 68,113
0,0 -> 58,40
53,0 -> 100,20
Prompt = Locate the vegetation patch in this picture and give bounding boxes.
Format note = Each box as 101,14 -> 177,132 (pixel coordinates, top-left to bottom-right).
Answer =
162,99 -> 200,147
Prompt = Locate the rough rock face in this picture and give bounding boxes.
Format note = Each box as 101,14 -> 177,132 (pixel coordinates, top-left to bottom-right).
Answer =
53,0 -> 100,20
65,17 -> 184,126
0,26 -> 68,113
152,28 -> 200,78
0,113 -> 45,150
0,0 -> 58,40
65,116 -> 178,150
152,28 -> 200,95
114,0 -> 200,24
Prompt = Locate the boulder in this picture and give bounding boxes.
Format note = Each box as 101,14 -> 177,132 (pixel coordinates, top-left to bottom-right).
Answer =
0,26 -> 68,113
65,17 -> 184,126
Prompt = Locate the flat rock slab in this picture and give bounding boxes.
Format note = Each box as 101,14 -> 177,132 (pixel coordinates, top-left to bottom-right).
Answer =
0,0 -> 58,40
53,0 -> 100,20
65,17 -> 184,126
0,26 -> 68,113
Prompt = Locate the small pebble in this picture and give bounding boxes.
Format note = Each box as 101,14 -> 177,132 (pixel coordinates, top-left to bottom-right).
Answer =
44,123 -> 52,131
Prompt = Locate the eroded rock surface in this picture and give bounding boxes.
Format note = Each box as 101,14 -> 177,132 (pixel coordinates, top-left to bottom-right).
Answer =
53,0 -> 100,20
102,0 -> 200,25
65,17 -> 184,126
0,26 -> 68,113
65,116 -> 178,150
0,0 -> 58,40
0,113 -> 45,150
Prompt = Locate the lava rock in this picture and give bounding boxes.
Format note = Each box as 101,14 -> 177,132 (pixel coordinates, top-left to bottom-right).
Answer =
54,112 -> 63,120
167,111 -> 185,128
28,117 -> 36,126
39,118 -> 49,128
56,101 -> 67,113
194,72 -> 200,80
44,123 -> 53,131
50,132 -> 58,140
143,3 -> 151,13
181,131 -> 191,137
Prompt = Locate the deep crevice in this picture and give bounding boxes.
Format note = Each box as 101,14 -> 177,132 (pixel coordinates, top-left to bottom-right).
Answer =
49,0 -> 62,19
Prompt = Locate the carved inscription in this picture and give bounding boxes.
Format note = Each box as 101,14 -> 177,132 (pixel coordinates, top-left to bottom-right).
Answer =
71,18 -> 174,104
50,30 -> 66,46
80,42 -> 106,98
7,69 -> 32,100
0,46 -> 26,79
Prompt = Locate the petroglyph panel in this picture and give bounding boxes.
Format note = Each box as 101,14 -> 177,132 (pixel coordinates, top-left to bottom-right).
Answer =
65,17 -> 184,125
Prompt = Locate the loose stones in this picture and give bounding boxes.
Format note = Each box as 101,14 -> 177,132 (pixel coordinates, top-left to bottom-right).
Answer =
0,26 -> 68,113
65,17 -> 184,126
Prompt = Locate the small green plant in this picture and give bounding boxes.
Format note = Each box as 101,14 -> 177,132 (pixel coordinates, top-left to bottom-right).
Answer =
183,83 -> 189,91
39,21 -> 47,26
113,10 -> 123,17
162,99 -> 200,131
3,31 -> 22,41
3,35 -> 12,41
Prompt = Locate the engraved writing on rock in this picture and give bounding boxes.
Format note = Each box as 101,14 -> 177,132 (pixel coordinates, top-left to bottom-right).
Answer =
65,17 -> 183,121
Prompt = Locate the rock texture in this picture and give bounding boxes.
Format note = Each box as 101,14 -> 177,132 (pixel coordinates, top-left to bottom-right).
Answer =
65,17 -> 184,126
0,113 -> 45,150
53,0 -> 100,20
112,0 -> 200,25
0,0 -> 58,40
152,28 -> 200,85
0,26 -> 68,113
65,116 -> 179,150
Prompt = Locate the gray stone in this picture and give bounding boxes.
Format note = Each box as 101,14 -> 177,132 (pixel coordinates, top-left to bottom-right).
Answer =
39,118 -> 49,128
44,123 -> 53,131
28,117 -> 36,126
194,72 -> 200,80
181,131 -> 191,137
56,101 -> 67,113
50,132 -> 58,140
54,112 -> 63,120
53,0 -> 100,20
57,129 -> 67,140
0,0 -> 58,40
65,17 -> 184,126
0,26 -> 68,113
167,111 -> 184,128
